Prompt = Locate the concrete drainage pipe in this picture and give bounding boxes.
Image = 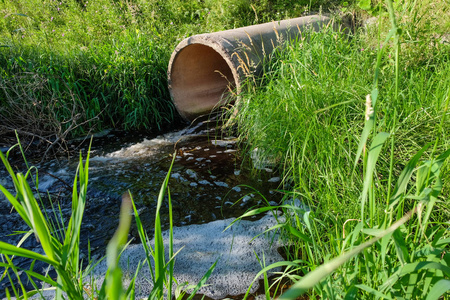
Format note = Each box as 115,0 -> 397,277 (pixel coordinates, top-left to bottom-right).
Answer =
168,15 -> 333,121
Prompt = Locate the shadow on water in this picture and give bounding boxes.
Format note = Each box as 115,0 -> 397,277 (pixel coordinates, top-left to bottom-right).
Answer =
0,120 -> 282,296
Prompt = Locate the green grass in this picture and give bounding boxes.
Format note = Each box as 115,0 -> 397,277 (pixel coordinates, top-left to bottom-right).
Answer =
0,2 -> 173,134
0,0 -> 342,140
226,0 -> 450,298
230,5 -> 450,219
1,0 -> 450,298
0,146 -> 216,299
0,141 -> 94,299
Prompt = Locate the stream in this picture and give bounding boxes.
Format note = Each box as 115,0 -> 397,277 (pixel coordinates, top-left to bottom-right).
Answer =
0,120 -> 282,297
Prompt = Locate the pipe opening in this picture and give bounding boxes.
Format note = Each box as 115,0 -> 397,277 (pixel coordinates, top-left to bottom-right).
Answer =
169,44 -> 236,121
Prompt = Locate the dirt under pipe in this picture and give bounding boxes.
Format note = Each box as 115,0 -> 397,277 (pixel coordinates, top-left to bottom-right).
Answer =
167,15 -> 337,121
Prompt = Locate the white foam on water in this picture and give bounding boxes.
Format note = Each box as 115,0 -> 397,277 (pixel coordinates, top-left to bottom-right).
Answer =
91,213 -> 283,299
88,156 -> 115,162
105,123 -> 206,159
37,169 -> 69,192
106,138 -> 171,158
211,139 -> 237,147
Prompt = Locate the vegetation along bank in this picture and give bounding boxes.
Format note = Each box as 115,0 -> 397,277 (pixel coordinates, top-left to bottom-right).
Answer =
1,0 -> 338,150
1,0 -> 450,298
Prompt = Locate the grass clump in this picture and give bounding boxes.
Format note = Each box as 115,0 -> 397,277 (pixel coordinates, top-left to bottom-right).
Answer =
0,0 -> 342,148
231,6 -> 450,221
0,146 -> 216,299
0,0 -> 174,136
227,0 -> 450,297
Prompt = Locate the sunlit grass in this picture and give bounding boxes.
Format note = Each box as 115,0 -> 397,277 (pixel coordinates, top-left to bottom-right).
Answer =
227,0 -> 450,297
1,0 -> 449,298
0,147 -> 216,299
231,22 -> 449,222
0,0 -> 341,137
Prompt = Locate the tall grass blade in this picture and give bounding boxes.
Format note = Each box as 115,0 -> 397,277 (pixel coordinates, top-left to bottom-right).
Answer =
168,187 -> 174,300
243,260 -> 308,299
355,284 -> 393,299
392,228 -> 409,265
130,194 -> 156,283
0,241 -> 57,266
389,142 -> 431,208
381,259 -> 450,292
0,262 -> 59,289
152,153 -> 175,298
185,259 -> 218,300
125,261 -> 143,300
360,132 -> 389,221
0,185 -> 31,227
354,89 -> 378,169
284,225 -> 313,244
14,172 -> 56,261
105,193 -> 133,300
64,140 -> 91,275
426,279 -> 450,300
420,149 -> 450,235
224,204 -> 299,232
278,210 -> 414,299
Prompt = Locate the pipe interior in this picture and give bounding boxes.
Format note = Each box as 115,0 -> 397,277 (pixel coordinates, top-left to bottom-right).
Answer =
170,44 -> 235,120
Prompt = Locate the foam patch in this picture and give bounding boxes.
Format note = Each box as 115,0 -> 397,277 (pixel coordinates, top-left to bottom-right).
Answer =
93,213 -> 283,299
